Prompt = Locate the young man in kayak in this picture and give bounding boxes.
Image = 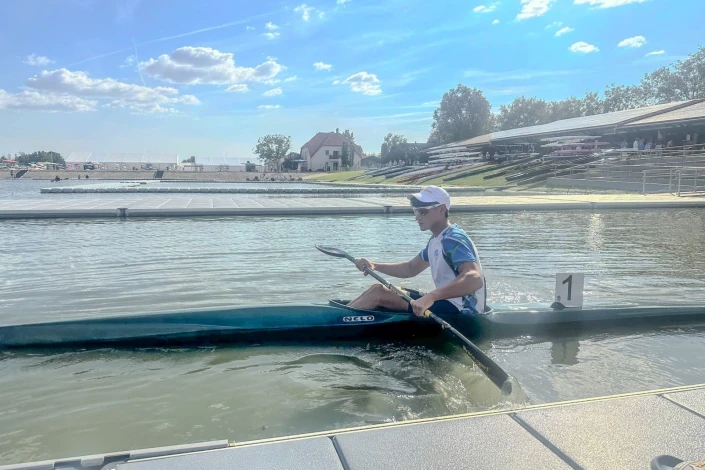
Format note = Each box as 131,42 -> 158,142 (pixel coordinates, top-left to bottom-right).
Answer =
347,185 -> 485,317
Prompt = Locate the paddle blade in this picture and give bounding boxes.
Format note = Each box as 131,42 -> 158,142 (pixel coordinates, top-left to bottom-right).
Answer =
315,245 -> 353,260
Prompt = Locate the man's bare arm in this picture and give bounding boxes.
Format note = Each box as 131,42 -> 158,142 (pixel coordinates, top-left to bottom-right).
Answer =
354,255 -> 429,278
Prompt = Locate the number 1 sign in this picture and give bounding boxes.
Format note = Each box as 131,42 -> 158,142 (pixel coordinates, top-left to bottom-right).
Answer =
555,273 -> 584,308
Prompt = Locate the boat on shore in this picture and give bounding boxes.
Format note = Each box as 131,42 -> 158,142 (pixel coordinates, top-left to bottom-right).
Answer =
2,300 -> 704,348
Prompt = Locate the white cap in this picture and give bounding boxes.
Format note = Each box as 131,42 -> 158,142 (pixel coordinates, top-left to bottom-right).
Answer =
407,185 -> 451,210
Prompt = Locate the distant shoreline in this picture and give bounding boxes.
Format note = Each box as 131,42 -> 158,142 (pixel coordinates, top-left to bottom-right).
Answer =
2,170 -> 308,182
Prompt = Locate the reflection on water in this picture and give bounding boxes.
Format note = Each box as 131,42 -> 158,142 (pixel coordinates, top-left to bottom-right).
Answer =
551,338 -> 580,366
2,208 -> 705,463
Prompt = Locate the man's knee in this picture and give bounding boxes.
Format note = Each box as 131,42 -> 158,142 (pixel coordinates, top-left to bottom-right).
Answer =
368,283 -> 392,299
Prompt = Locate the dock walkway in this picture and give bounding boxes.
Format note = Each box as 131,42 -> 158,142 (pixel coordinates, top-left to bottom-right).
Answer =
3,383 -> 704,469
2,194 -> 705,219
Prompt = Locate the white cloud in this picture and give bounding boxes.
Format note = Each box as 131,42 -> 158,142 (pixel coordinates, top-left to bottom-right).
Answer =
313,62 -> 333,71
120,55 -> 137,68
263,79 -> 281,85
262,32 -> 280,39
337,0 -> 351,3
618,35 -> 646,48
226,84 -> 249,92
516,0 -> 555,20
24,68 -> 200,114
555,27 -> 574,36
545,21 -> 562,29
569,41 -> 599,53
265,22 -> 279,30
106,101 -> 179,114
335,71 -> 382,96
262,87 -> 283,97
492,19 -> 500,24
246,26 -> 255,31
23,54 -> 54,66
645,50 -> 665,56
0,89 -> 96,112
294,4 -> 323,21
27,69 -> 190,102
574,0 -> 647,8
258,104 -> 281,109
473,4 -> 497,13
139,47 -> 285,87
284,76 -> 298,82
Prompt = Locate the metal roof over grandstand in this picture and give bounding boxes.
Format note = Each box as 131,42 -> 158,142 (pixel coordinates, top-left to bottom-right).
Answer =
428,99 -> 705,151
66,152 -> 179,164
623,100 -> 705,128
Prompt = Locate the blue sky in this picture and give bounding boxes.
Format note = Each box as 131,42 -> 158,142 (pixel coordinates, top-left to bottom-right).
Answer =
0,0 -> 701,159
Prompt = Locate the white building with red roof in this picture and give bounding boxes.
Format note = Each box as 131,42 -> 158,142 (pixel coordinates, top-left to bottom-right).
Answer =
300,131 -> 363,171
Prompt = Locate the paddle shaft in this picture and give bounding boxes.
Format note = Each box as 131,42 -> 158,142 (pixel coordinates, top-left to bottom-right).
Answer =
347,255 -> 511,393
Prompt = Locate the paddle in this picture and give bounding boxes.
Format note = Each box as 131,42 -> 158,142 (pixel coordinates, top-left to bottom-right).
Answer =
315,244 -> 514,395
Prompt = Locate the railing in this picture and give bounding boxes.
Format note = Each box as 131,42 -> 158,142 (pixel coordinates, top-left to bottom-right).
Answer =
545,146 -> 705,195
672,167 -> 705,196
557,166 -> 705,196
641,168 -> 680,194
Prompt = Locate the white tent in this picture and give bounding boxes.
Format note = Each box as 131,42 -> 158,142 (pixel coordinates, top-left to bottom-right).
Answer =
187,156 -> 258,172
65,152 -> 179,170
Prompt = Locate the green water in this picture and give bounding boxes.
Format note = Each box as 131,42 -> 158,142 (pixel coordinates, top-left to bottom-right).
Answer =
1,209 -> 705,464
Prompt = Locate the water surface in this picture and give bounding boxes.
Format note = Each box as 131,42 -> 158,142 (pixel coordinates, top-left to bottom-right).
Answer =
1,209 -> 705,464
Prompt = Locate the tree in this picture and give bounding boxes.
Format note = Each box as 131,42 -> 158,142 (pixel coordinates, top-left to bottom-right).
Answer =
641,47 -> 705,103
342,129 -> 355,142
497,97 -> 549,131
340,143 -> 354,169
380,133 -> 407,162
253,134 -> 291,171
281,152 -> 301,171
17,151 -> 64,166
580,91 -> 604,116
603,83 -> 648,112
181,156 -> 196,163
429,84 -> 492,144
547,96 -> 585,122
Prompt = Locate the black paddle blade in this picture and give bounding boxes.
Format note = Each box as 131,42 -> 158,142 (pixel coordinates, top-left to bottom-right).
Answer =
315,245 -> 353,259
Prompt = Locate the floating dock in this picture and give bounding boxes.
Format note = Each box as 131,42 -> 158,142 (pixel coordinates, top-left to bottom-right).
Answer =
2,383 -> 704,469
2,194 -> 705,219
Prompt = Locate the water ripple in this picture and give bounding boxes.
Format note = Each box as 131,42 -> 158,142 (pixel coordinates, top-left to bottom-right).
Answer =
2,208 -> 705,464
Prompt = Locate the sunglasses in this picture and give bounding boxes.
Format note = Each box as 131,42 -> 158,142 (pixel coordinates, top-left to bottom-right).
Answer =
412,204 -> 441,217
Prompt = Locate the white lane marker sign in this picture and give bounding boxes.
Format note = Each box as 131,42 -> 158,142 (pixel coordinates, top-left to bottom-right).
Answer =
555,273 -> 584,308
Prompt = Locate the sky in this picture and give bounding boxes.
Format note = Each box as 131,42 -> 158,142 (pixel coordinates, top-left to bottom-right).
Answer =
0,0 -> 702,159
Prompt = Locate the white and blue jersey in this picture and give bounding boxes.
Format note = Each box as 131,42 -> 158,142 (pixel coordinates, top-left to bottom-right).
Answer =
419,225 -> 485,314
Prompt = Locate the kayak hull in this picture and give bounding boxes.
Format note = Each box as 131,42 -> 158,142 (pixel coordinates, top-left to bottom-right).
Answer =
0,301 -> 434,348
2,301 -> 705,348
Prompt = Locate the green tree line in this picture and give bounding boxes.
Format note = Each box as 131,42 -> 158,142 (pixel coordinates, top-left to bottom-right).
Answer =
428,45 -> 705,145
2,151 -> 66,166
